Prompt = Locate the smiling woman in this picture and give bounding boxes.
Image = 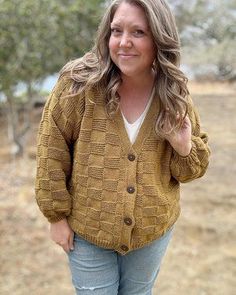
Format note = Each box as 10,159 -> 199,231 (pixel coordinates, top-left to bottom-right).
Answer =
109,2 -> 156,82
109,2 -> 157,123
35,0 -> 210,294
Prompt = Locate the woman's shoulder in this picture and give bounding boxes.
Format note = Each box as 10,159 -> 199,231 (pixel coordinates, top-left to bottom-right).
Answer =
52,73 -> 103,107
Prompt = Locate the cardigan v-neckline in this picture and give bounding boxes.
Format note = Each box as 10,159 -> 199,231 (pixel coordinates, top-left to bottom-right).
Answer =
113,93 -> 160,153
121,93 -> 154,145
121,87 -> 155,125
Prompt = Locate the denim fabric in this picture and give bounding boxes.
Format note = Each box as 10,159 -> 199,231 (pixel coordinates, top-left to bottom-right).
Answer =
67,227 -> 173,295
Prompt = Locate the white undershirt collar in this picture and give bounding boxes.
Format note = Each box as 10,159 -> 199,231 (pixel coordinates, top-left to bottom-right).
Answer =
121,88 -> 154,144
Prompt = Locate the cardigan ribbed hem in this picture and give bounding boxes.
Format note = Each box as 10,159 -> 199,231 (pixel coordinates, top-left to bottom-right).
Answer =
67,208 -> 180,255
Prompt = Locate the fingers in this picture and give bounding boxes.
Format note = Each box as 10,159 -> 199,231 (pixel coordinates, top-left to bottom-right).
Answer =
56,232 -> 74,253
58,231 -> 74,253
163,110 -> 189,133
49,219 -> 74,253
180,115 -> 191,131
57,240 -> 70,253
69,231 -> 74,251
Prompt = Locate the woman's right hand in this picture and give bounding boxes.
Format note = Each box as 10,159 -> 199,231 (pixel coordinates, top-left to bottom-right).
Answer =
50,218 -> 74,253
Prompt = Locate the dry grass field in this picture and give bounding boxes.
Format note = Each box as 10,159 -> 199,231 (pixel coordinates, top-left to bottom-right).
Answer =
0,81 -> 235,294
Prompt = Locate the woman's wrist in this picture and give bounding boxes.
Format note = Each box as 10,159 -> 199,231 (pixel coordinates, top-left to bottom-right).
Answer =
172,141 -> 192,157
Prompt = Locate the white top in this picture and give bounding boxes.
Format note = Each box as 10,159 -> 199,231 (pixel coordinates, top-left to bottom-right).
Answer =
121,89 -> 154,145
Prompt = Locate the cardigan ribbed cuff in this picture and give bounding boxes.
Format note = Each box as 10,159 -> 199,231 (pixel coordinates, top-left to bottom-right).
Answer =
172,131 -> 210,163
48,214 -> 67,223
170,135 -> 209,183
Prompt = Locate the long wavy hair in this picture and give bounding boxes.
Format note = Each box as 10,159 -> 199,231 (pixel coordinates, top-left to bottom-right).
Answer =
60,0 -> 189,137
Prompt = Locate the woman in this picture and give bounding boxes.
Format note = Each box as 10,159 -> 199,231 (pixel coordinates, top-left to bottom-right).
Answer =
35,0 -> 210,294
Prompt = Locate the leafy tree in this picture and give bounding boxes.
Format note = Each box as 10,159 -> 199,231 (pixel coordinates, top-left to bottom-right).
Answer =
169,0 -> 236,81
0,0 -> 103,156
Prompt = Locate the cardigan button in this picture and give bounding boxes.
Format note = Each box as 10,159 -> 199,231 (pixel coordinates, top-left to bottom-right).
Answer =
124,217 -> 132,226
121,245 -> 129,252
128,154 -> 135,161
127,186 -> 135,194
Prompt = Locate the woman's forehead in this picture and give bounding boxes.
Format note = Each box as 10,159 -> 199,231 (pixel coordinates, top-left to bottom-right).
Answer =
111,2 -> 148,27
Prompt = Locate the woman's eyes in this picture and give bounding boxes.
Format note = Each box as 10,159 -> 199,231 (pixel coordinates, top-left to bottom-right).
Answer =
110,28 -> 145,37
111,28 -> 122,35
133,30 -> 145,36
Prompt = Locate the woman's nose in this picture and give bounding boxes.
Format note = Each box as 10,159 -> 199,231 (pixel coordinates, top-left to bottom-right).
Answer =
119,33 -> 132,48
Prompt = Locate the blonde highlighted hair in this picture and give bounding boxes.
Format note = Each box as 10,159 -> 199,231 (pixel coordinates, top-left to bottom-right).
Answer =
60,0 -> 189,137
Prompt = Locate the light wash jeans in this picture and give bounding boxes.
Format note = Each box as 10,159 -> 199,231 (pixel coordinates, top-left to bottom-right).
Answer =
67,227 -> 173,295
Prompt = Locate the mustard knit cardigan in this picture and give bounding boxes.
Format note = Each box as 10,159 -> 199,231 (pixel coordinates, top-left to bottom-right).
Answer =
35,76 -> 210,255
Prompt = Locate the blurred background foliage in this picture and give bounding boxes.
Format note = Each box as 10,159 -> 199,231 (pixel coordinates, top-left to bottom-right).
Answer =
0,0 -> 104,155
0,0 -> 235,156
169,0 -> 236,81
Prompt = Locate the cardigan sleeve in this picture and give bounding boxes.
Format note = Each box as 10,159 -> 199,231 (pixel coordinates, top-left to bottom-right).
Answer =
34,76 -> 83,223
170,99 -> 210,183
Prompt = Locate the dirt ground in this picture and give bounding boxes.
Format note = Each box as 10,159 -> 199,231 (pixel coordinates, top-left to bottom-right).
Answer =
0,82 -> 235,294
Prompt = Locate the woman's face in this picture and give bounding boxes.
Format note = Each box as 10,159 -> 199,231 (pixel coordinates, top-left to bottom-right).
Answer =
109,2 -> 156,79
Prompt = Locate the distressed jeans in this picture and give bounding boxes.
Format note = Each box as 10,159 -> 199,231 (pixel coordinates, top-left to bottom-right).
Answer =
67,227 -> 173,295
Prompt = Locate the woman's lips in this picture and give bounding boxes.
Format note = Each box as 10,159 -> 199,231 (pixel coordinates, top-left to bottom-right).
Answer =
118,53 -> 137,59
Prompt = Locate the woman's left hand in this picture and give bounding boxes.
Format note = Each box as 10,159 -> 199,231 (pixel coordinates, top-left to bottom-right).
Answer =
163,114 -> 192,157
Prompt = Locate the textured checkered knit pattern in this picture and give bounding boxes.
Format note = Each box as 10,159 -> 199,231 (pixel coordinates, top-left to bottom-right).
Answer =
35,76 -> 210,254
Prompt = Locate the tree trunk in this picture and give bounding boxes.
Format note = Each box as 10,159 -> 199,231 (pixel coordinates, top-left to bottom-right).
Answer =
6,90 -> 23,157
4,82 -> 35,158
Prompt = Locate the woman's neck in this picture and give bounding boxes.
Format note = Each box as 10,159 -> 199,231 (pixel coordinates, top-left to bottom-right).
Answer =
118,71 -> 155,123
120,71 -> 155,96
